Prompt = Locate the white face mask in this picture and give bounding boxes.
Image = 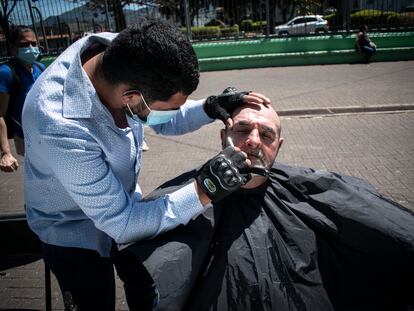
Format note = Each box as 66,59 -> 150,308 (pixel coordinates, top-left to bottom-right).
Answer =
125,92 -> 180,126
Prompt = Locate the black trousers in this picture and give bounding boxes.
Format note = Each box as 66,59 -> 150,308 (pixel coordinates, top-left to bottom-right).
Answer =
42,242 -> 158,311
41,242 -> 115,311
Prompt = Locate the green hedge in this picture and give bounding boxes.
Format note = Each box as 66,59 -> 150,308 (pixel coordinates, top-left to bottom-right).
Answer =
240,19 -> 267,32
324,10 -> 414,28
180,26 -> 221,38
240,19 -> 254,31
191,26 -> 221,38
388,12 -> 414,24
252,21 -> 267,31
220,24 -> 240,36
181,25 -> 240,39
351,9 -> 399,26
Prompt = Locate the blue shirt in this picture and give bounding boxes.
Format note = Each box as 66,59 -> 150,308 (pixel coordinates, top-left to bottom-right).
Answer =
23,33 -> 214,257
0,59 -> 45,138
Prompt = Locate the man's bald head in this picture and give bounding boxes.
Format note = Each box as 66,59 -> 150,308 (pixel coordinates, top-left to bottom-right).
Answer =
231,103 -> 282,137
221,103 -> 284,188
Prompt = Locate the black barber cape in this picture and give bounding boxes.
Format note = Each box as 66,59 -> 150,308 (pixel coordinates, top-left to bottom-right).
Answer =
117,163 -> 414,311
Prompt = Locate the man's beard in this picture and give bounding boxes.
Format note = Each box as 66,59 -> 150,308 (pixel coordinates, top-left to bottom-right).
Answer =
223,135 -> 271,170
246,149 -> 270,169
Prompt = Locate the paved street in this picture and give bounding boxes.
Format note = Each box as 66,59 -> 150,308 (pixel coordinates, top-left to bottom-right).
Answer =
0,61 -> 413,310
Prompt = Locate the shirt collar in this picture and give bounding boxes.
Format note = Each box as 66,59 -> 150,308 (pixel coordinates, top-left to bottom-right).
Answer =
62,33 -> 117,120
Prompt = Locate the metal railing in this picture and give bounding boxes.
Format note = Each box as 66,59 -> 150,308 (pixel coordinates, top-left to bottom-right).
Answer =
1,0 -> 413,57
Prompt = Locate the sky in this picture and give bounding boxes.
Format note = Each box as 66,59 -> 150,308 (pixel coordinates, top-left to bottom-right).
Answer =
7,0 -> 84,26
6,0 -> 143,26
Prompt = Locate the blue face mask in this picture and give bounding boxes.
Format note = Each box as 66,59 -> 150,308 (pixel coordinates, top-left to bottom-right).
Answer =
17,45 -> 40,65
125,92 -> 180,126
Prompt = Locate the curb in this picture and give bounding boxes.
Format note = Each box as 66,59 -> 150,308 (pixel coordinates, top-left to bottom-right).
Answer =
278,104 -> 414,117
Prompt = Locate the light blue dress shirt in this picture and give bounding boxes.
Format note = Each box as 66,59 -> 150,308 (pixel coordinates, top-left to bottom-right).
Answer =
22,33 -> 214,257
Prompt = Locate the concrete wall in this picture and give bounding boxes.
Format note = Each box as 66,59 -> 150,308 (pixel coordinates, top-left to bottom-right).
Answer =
38,32 -> 414,71
193,32 -> 414,71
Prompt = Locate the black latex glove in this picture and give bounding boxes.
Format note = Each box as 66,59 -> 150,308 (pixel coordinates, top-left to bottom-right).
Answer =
197,146 -> 251,203
204,87 -> 250,124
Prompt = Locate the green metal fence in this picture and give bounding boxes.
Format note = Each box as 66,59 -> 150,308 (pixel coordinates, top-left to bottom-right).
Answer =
1,0 -> 414,58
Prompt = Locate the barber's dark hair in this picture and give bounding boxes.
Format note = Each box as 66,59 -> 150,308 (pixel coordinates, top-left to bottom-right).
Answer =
9,25 -> 35,46
102,19 -> 199,103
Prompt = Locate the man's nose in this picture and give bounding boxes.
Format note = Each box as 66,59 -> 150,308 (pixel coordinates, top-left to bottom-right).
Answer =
246,129 -> 261,148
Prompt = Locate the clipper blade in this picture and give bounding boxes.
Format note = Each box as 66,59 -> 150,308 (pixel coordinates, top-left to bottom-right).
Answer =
248,166 -> 269,177
226,136 -> 235,148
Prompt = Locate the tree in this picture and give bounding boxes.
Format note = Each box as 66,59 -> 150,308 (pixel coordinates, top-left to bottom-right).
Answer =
295,0 -> 322,15
0,0 -> 18,55
157,0 -> 179,21
76,0 -> 202,31
274,0 -> 322,23
81,0 -> 140,31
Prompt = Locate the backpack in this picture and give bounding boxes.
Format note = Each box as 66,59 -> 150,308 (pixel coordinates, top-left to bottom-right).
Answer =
3,60 -> 44,139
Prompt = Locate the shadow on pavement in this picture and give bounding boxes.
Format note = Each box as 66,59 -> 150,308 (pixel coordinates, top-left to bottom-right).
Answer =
0,254 -> 42,271
0,214 -> 43,270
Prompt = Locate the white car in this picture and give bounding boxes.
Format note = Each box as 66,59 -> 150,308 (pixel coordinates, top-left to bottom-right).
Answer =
275,15 -> 328,36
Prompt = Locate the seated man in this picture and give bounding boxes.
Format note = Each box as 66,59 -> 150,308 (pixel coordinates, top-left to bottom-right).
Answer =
355,24 -> 376,62
116,102 -> 414,311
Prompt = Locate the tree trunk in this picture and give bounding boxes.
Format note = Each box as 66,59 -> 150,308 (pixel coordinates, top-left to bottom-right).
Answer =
110,0 -> 126,32
0,19 -> 11,55
289,3 -> 296,21
269,0 -> 276,34
0,0 -> 12,56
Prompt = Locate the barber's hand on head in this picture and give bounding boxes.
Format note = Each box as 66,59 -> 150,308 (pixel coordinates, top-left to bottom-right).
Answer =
0,152 -> 19,172
196,146 -> 252,203
204,87 -> 271,128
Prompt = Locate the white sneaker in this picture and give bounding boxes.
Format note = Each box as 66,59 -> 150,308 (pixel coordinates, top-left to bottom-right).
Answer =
142,140 -> 149,151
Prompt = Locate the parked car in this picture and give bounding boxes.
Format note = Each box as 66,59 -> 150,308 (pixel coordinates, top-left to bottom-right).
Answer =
275,15 -> 329,36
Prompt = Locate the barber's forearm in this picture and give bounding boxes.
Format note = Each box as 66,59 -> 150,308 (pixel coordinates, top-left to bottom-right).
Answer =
115,183 -> 208,243
194,180 -> 211,206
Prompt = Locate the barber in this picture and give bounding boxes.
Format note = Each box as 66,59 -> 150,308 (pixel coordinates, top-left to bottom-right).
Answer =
22,20 -> 270,311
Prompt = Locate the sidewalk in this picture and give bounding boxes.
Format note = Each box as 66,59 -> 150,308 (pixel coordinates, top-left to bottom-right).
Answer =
1,61 -> 413,310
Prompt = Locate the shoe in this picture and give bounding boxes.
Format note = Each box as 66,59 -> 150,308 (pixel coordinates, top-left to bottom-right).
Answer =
142,140 -> 149,152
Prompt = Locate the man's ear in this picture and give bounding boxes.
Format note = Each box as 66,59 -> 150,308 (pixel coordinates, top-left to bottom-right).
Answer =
120,95 -> 130,106
278,137 -> 284,149
121,91 -> 140,105
275,137 -> 284,158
